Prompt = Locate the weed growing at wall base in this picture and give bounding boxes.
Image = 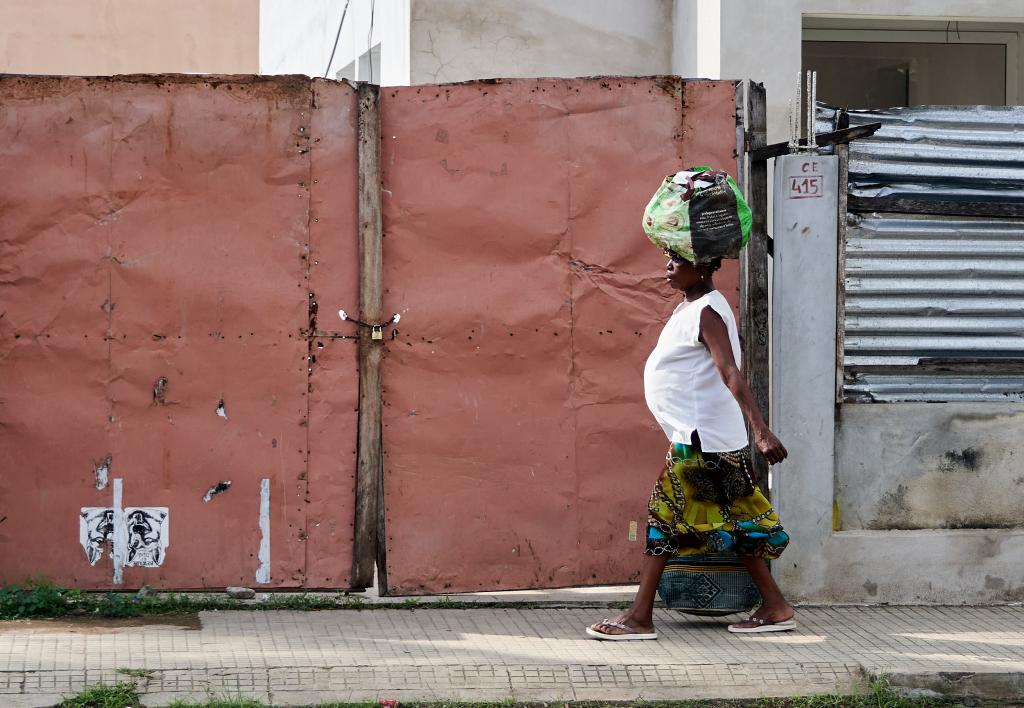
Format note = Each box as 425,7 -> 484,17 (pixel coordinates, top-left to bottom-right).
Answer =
56,683 -> 999,708
0,578 -> 79,619
0,579 -> 628,619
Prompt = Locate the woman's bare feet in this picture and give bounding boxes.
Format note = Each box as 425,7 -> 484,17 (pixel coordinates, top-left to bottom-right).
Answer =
589,612 -> 655,635
728,601 -> 796,632
587,612 -> 658,640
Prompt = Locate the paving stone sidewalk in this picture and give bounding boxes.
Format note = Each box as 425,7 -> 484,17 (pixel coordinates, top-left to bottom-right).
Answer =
1,600 -> 1022,706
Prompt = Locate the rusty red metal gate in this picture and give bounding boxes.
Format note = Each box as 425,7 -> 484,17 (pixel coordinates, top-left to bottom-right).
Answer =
1,75 -> 746,593
0,76 -> 359,590
378,78 -> 741,594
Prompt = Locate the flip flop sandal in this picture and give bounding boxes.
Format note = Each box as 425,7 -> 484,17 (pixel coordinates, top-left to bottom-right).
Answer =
727,616 -> 797,634
585,619 -> 658,641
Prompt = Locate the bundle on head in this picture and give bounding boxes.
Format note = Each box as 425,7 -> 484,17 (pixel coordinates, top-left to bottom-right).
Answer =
643,167 -> 751,264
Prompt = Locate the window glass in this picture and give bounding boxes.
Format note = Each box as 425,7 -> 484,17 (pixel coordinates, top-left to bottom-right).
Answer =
803,40 -> 1006,109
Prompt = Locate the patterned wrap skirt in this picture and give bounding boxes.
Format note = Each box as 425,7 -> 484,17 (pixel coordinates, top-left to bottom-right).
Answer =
646,438 -> 789,559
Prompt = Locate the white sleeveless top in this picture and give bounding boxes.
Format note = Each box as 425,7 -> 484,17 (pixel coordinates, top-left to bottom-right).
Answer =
643,290 -> 748,452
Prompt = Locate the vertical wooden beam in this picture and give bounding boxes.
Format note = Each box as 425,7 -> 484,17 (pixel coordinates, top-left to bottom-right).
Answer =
352,83 -> 383,590
739,81 -> 771,497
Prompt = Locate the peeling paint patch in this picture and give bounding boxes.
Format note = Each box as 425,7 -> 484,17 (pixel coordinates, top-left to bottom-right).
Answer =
256,478 -> 271,584
93,455 -> 111,490
152,376 -> 169,405
216,399 -> 228,419
203,480 -> 232,502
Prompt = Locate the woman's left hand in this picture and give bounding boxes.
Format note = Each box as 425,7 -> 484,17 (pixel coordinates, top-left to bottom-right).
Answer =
755,429 -> 788,465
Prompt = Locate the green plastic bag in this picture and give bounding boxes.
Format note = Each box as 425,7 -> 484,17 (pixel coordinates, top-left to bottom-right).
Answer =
642,167 -> 752,264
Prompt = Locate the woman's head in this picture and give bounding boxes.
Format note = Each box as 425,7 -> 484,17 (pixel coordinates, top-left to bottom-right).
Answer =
664,251 -> 721,292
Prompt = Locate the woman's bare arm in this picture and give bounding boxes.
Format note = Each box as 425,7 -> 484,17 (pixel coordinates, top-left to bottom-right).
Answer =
699,306 -> 788,465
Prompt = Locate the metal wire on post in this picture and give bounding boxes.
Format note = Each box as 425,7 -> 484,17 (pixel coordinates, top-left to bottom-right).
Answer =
367,0 -> 376,83
810,71 -> 818,148
323,0 -> 353,79
806,70 -> 813,149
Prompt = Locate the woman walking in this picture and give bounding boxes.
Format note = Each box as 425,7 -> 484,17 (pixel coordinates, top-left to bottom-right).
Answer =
587,170 -> 794,638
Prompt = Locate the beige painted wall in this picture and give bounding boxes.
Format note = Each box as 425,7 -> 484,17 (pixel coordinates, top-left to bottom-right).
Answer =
0,0 -> 259,75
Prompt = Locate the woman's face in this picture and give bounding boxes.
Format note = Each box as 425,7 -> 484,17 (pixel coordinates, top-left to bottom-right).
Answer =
665,255 -> 702,291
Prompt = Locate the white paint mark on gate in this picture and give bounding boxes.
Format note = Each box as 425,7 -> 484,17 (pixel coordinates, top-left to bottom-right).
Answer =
111,478 -> 127,585
256,478 -> 271,584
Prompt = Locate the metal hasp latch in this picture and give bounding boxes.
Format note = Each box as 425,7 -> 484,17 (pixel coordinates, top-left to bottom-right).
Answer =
337,309 -> 401,340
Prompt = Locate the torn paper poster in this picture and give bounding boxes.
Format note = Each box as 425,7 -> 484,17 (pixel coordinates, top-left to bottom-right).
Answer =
80,507 -> 115,565
124,508 -> 169,567
80,506 -> 169,568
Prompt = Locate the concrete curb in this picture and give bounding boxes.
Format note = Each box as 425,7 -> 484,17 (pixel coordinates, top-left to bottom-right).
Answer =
878,669 -> 1024,703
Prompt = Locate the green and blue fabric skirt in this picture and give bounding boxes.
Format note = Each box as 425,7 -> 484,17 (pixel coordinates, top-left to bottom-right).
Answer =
646,438 -> 789,560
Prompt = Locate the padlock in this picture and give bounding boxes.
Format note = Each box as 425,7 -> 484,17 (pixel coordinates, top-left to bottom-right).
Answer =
371,325 -> 383,341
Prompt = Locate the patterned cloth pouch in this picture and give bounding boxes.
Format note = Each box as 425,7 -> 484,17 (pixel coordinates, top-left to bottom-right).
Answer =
657,550 -> 762,616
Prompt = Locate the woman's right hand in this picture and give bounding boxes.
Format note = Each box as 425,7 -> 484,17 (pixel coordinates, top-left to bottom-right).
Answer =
755,429 -> 788,465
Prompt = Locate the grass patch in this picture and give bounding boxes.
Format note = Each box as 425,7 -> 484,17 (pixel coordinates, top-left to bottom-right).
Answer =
61,682 -> 1001,708
59,681 -> 140,708
167,698 -> 269,708
0,578 -> 628,620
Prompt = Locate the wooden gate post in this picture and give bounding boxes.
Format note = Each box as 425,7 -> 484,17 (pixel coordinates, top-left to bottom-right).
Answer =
738,81 -> 771,495
352,83 -> 384,590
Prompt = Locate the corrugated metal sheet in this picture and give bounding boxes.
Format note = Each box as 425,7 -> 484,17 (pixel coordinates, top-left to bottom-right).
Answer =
826,101 -> 1024,402
843,211 -> 1024,400
844,372 -> 1024,403
817,104 -> 1024,205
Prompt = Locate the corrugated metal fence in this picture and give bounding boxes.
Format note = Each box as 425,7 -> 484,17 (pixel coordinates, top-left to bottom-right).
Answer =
819,104 -> 1024,403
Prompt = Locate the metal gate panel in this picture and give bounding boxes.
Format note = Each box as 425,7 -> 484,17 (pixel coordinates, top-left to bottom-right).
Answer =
101,78 -> 313,589
0,77 -> 128,587
380,80 -> 578,594
379,78 -> 742,594
0,76 -> 358,590
568,80 -> 742,584
305,80 -> 360,589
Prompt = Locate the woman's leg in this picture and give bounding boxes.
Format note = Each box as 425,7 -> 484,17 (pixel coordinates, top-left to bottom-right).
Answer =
590,552 -> 670,635
732,555 -> 794,626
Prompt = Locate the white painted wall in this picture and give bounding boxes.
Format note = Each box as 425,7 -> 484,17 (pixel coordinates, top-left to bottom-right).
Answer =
408,0 -> 673,85
259,0 -> 410,85
702,1 -> 1024,142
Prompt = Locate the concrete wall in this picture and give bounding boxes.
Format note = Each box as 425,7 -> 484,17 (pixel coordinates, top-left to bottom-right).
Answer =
836,404 -> 1024,531
668,1 -> 1024,142
771,150 -> 1024,604
408,0 -> 673,84
259,0 -> 410,85
0,0 -> 259,75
